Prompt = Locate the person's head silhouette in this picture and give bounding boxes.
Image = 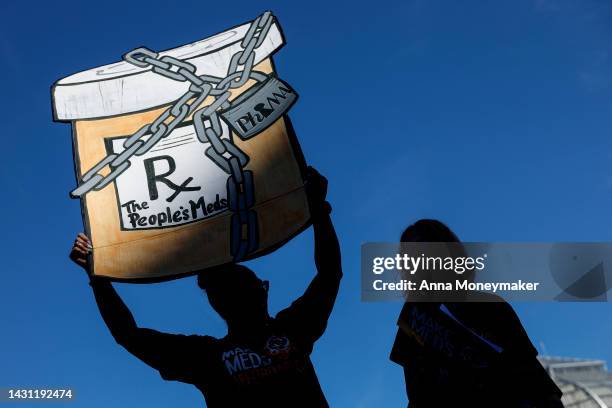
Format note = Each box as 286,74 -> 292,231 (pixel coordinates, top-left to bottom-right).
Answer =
400,219 -> 473,300
197,264 -> 270,331
401,219 -> 460,243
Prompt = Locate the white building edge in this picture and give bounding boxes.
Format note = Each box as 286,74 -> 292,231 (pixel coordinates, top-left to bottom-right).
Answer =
539,356 -> 612,407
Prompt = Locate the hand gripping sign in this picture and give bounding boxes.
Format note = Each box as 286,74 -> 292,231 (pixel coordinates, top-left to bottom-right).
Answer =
52,12 -> 310,281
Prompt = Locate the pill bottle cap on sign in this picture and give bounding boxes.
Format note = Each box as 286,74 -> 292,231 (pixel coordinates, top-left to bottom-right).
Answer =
52,20 -> 284,121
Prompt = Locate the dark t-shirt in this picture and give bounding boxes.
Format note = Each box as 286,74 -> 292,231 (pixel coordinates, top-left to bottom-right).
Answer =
390,299 -> 562,407
147,309 -> 329,407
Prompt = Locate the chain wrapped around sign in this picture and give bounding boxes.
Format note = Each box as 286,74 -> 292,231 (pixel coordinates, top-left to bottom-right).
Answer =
70,11 -> 298,261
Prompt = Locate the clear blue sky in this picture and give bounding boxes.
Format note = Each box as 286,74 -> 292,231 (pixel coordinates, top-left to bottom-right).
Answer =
1,0 -> 610,406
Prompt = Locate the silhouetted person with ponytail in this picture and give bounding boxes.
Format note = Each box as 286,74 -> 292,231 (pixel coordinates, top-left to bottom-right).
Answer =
390,219 -> 563,407
70,167 -> 342,407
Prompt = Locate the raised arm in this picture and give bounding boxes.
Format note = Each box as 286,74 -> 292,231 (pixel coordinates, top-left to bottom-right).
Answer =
306,166 -> 343,290
88,278 -> 142,350
312,197 -> 342,283
311,200 -> 342,290
70,234 -> 150,349
69,234 -> 204,383
276,167 -> 343,343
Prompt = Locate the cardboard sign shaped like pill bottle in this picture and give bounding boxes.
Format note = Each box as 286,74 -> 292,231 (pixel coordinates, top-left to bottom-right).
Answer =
52,14 -> 310,281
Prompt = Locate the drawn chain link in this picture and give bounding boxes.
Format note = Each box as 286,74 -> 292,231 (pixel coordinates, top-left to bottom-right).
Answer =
71,11 -> 275,260
71,11 -> 273,198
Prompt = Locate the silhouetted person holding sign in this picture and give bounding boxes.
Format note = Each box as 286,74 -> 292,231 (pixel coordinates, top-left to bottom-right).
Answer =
390,219 -> 563,408
70,167 -> 342,407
